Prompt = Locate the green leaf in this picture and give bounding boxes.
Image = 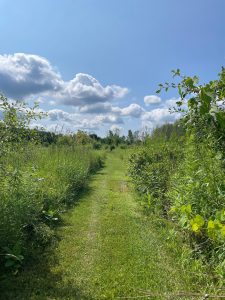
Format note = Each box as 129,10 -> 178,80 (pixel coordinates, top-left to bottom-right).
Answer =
199,88 -> 212,114
194,214 -> 205,227
181,204 -> 192,214
178,86 -> 183,98
190,214 -> 204,232
207,220 -> 215,230
191,223 -> 199,232
185,77 -> 195,89
176,101 -> 183,107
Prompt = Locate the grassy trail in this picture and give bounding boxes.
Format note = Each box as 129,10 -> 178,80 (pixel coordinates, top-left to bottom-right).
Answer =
3,152 -> 200,299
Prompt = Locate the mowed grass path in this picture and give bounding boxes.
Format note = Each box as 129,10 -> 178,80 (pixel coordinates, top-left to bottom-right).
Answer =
3,151 -> 202,300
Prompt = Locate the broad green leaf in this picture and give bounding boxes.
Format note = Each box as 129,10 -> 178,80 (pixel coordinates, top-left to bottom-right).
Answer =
199,88 -> 212,114
191,223 -> 199,232
181,204 -> 192,214
194,214 -> 205,227
207,220 -> 215,229
190,215 -> 204,232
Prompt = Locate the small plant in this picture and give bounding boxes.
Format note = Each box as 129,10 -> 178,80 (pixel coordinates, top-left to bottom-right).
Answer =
42,209 -> 60,223
1,244 -> 24,274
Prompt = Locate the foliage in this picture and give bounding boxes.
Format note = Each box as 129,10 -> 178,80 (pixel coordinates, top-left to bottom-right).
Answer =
128,68 -> 225,283
128,138 -> 183,215
0,95 -> 104,276
2,151 -> 208,299
157,67 -> 225,151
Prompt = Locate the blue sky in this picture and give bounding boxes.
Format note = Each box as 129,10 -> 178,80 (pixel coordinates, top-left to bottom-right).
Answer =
0,0 -> 225,136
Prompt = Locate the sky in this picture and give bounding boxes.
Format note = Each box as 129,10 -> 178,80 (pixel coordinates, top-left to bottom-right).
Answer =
0,0 -> 225,136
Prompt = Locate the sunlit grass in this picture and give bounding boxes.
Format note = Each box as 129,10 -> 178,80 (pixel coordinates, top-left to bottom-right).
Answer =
2,150 -> 211,299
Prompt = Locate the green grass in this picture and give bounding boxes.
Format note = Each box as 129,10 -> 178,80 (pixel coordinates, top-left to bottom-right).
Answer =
2,150 -> 210,299
0,144 -> 103,276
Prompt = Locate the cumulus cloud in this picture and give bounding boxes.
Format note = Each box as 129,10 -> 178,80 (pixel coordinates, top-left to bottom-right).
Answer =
141,100 -> 181,129
47,97 -> 181,132
142,108 -> 178,123
95,114 -> 124,124
165,98 -> 179,106
119,103 -> 144,117
45,108 -> 124,132
144,95 -> 161,105
0,53 -> 129,106
58,73 -> 128,106
0,53 -> 184,133
79,102 -> 144,119
0,53 -> 62,99
48,109 -> 78,122
79,102 -> 112,114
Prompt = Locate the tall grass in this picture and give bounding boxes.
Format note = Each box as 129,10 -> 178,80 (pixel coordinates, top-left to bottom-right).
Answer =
0,143 -> 104,273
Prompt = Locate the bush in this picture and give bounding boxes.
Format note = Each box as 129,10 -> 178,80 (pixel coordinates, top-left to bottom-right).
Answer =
168,138 -> 225,263
0,95 -> 104,274
128,142 -> 183,215
128,68 -> 225,282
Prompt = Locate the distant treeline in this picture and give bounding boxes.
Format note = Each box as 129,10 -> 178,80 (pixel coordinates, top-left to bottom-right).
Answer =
33,124 -> 185,148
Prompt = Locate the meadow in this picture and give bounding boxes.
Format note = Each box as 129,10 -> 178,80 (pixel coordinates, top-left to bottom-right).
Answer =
1,67 -> 225,298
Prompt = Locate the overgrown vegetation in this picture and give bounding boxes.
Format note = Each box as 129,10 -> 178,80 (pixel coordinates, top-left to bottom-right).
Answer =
0,95 -> 104,275
128,68 -> 225,285
2,151 -> 207,299
1,67 -> 225,293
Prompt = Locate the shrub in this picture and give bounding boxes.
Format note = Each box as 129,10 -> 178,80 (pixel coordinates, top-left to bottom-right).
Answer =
128,68 -> 225,282
128,142 -> 183,215
0,95 -> 104,274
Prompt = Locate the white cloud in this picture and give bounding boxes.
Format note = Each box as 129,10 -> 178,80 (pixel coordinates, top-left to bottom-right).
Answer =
79,102 -> 112,114
95,114 -> 124,124
110,124 -> 123,133
57,73 -> 128,106
0,53 -> 184,134
119,103 -> 144,117
141,106 -> 181,129
144,95 -> 161,105
45,107 -> 124,133
0,53 -> 62,99
0,53 -> 129,106
79,102 -> 143,118
165,98 -> 180,107
49,100 -> 56,106
48,109 -> 78,122
35,97 -> 45,104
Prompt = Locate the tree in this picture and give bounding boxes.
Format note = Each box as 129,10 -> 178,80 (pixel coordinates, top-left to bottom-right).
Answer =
127,129 -> 134,144
75,130 -> 92,145
157,67 -> 225,152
